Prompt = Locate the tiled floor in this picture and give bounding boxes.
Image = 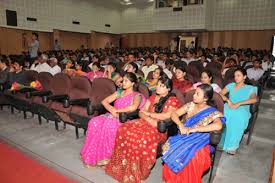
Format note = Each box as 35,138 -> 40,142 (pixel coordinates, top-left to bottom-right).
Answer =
0,90 -> 274,183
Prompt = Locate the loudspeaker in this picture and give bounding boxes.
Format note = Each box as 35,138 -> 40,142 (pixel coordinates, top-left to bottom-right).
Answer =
6,10 -> 17,26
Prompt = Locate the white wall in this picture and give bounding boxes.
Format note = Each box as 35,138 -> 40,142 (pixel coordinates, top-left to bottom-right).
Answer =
210,0 -> 275,31
1,0 -> 275,34
120,0 -> 275,33
121,4 -> 154,33
0,0 -> 121,33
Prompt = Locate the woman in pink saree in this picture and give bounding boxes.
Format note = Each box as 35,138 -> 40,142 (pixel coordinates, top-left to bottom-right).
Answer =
80,73 -> 146,167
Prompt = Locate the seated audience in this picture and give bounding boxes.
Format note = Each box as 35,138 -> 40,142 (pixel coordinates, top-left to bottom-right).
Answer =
30,54 -> 51,73
81,73 -> 145,167
145,68 -> 163,92
181,50 -> 196,65
247,60 -> 265,81
141,56 -> 158,79
126,62 -> 145,82
262,54 -> 272,72
0,58 -> 10,89
74,63 -> 86,76
85,62 -> 104,81
48,57 -> 61,76
162,84 -> 225,183
222,57 -> 237,76
163,60 -> 174,79
193,70 -> 222,93
219,68 -> 258,155
63,60 -> 76,76
106,75 -> 181,183
8,59 -> 26,86
172,65 -> 193,93
103,62 -> 117,79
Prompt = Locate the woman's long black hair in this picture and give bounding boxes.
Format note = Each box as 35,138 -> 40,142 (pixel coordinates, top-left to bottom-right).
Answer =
234,67 -> 250,84
201,69 -> 214,83
154,75 -> 175,113
124,72 -> 139,91
197,84 -> 216,108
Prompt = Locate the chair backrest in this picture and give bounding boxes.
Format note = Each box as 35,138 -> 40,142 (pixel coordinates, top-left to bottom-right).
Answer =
213,76 -> 224,89
189,61 -> 204,73
138,83 -> 150,98
172,89 -> 185,105
37,72 -> 53,91
24,70 -> 38,84
51,73 -> 71,95
187,63 -> 201,83
90,78 -> 116,106
70,76 -> 92,100
206,62 -> 222,71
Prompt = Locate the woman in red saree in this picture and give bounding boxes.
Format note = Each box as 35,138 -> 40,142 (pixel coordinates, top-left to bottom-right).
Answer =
172,65 -> 193,93
106,75 -> 181,183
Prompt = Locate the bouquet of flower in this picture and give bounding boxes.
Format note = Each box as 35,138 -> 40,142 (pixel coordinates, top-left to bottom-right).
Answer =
10,82 -> 26,91
30,80 -> 43,90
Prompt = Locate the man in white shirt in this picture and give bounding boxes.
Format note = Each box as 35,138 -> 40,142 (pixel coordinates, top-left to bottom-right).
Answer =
48,58 -> 61,75
247,60 -> 265,81
30,54 -> 51,73
123,54 -> 140,71
262,55 -> 272,71
157,53 -> 168,69
181,50 -> 196,65
163,60 -> 174,79
141,56 -> 158,79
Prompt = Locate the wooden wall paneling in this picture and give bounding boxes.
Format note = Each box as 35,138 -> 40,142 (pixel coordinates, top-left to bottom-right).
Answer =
231,31 -> 238,48
236,31 -> 248,49
199,32 -> 209,48
136,34 -> 144,47
128,34 -> 136,48
159,32 -> 169,48
207,32 -> 214,48
143,33 -> 152,47
60,31 -> 89,50
223,31 -> 233,48
220,31 -> 225,47
121,34 -> 129,48
212,31 -> 221,48
151,33 -> 159,47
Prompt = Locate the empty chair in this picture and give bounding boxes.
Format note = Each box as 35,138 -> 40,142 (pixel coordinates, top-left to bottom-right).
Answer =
187,62 -> 201,83
69,78 -> 116,138
31,73 -> 71,130
6,70 -> 38,117
28,72 -> 54,122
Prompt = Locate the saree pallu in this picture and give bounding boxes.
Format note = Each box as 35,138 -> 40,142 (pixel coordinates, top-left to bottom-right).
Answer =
162,105 -> 225,183
106,95 -> 180,183
80,91 -> 145,166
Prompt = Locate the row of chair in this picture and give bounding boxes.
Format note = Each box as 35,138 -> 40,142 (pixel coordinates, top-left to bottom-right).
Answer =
1,71 -> 151,139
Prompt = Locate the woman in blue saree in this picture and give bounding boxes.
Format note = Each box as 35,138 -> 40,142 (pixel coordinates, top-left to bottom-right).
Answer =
219,68 -> 258,155
162,84 -> 225,183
